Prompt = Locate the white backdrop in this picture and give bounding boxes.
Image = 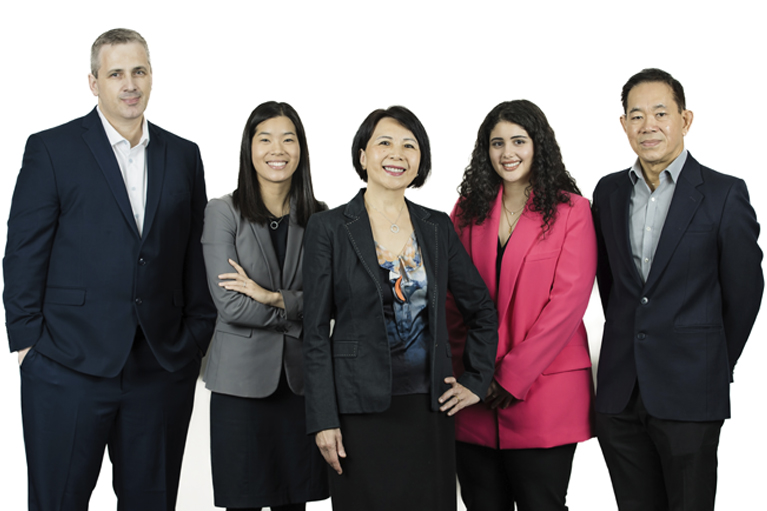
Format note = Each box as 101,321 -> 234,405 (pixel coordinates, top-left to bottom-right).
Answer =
1,1 -> 764,509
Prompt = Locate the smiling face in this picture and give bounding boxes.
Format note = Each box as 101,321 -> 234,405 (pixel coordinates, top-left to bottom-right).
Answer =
620,81 -> 693,175
359,117 -> 421,192
488,121 -> 534,189
251,116 -> 301,187
88,42 -> 152,129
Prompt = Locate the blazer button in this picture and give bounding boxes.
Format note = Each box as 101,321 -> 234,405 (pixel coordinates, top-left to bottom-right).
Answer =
636,332 -> 646,340
640,297 -> 649,305
135,298 -> 143,305
138,258 -> 146,266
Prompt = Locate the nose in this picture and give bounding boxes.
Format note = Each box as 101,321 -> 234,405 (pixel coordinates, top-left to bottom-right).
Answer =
639,117 -> 657,133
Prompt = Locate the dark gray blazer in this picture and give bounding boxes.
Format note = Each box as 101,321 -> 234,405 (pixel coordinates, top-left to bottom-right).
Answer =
302,189 -> 498,435
202,194 -> 305,398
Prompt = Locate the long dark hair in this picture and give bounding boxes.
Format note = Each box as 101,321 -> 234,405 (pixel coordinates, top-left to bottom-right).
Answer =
232,101 -> 323,227
456,100 -> 580,232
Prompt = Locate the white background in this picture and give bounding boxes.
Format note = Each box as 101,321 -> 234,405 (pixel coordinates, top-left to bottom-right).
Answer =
1,1 -> 764,509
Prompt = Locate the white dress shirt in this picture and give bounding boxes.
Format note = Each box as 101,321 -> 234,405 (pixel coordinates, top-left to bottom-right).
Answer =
97,107 -> 150,236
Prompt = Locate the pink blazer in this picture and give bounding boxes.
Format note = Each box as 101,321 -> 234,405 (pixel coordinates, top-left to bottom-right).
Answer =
447,189 -> 597,449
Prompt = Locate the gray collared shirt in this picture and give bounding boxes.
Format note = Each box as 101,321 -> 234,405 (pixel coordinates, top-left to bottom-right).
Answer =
628,149 -> 688,282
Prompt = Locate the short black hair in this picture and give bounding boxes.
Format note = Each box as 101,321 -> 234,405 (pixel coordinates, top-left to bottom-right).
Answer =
351,106 -> 432,188
621,68 -> 686,113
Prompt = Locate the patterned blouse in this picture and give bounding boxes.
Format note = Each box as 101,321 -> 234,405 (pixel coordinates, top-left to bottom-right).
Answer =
375,232 -> 430,395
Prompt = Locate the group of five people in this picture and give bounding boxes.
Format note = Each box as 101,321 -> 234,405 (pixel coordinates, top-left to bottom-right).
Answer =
4,28 -> 763,511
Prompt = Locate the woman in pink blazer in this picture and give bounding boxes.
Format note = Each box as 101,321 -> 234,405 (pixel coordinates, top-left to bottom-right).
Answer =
448,100 -> 597,511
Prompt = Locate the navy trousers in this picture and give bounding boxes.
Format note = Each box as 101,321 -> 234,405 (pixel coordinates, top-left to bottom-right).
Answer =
20,332 -> 200,511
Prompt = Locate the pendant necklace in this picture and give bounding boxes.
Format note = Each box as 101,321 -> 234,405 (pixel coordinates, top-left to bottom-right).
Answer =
269,216 -> 285,230
503,199 -> 526,235
367,200 -> 406,233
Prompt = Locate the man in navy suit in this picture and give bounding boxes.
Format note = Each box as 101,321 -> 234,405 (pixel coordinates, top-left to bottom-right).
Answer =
3,28 -> 216,510
592,68 -> 763,511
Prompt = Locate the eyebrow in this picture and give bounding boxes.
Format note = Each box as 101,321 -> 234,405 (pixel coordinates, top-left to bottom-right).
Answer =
490,135 -> 528,141
628,104 -> 667,114
256,131 -> 296,136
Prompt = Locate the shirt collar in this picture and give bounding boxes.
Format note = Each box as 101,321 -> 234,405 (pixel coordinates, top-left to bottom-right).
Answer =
629,149 -> 688,185
96,106 -> 150,150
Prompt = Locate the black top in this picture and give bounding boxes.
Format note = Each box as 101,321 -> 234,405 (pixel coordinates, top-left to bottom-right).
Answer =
267,215 -> 289,270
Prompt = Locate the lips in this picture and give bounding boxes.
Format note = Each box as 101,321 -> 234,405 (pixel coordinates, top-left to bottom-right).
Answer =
383,165 -> 405,175
267,161 -> 288,170
640,139 -> 662,148
501,161 -> 521,171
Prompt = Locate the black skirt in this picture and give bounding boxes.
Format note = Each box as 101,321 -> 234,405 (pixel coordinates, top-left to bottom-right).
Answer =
210,374 -> 329,508
330,394 -> 456,511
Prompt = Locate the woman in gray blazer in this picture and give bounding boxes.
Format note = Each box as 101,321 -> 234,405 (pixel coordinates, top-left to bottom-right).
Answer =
202,102 -> 328,511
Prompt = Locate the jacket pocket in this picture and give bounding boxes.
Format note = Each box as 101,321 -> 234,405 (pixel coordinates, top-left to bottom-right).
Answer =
216,323 -> 253,338
333,341 -> 358,358
542,345 -> 592,375
44,287 -> 86,305
525,249 -> 560,262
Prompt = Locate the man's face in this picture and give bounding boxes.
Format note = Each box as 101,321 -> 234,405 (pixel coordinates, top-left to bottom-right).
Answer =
88,42 -> 152,127
620,81 -> 693,174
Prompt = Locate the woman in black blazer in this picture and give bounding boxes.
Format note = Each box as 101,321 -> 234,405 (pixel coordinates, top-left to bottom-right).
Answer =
302,106 -> 498,510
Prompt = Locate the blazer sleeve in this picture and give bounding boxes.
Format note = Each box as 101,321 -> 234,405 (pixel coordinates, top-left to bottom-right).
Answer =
302,213 -> 341,434
444,213 -> 499,400
592,180 -> 613,313
494,198 -> 597,400
717,178 -> 763,377
3,134 -> 59,352
201,198 -> 299,337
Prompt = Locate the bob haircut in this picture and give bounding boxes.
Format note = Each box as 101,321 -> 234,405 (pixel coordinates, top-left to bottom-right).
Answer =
621,68 -> 686,113
351,106 -> 432,189
456,99 -> 580,232
232,101 -> 323,227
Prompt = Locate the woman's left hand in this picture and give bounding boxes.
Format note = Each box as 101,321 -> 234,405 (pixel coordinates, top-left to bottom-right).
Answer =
218,258 -> 284,308
438,377 -> 480,416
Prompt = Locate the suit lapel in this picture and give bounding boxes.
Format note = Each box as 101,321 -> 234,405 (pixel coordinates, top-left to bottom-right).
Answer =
81,109 -> 139,237
282,196 -> 304,288
609,172 -> 643,284
142,122 -> 167,239
343,190 -> 383,295
470,189 -> 502,302
250,220 -> 280,290
644,157 -> 704,292
496,202 -> 540,323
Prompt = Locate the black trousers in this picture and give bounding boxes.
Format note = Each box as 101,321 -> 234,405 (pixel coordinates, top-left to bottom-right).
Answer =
595,386 -> 723,511
20,332 -> 200,511
455,441 -> 577,511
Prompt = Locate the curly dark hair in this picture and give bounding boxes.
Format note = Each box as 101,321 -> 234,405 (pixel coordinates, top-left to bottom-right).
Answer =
456,100 -> 580,232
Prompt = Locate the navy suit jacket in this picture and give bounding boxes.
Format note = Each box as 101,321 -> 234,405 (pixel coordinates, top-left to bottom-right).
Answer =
3,108 -> 216,377
592,153 -> 763,421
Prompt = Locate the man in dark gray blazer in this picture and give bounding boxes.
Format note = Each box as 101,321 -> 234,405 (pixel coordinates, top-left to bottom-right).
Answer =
592,68 -> 763,511
3,28 -> 215,510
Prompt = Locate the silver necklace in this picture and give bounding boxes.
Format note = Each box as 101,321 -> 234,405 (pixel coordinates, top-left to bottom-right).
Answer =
269,215 -> 286,230
367,200 -> 406,233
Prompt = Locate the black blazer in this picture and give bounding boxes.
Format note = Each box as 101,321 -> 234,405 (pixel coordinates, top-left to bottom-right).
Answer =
592,153 -> 763,421
302,190 -> 498,434
3,108 -> 216,377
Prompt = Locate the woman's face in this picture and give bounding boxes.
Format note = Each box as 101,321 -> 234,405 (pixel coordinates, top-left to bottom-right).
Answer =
251,115 -> 301,187
359,117 -> 420,192
488,121 -> 534,188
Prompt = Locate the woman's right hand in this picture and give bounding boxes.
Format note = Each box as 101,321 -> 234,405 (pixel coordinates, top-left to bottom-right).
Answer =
315,428 -> 346,475
486,380 -> 517,409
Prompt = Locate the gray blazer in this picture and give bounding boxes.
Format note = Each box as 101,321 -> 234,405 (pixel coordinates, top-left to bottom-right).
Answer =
201,194 -> 305,398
